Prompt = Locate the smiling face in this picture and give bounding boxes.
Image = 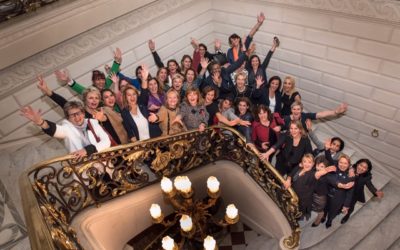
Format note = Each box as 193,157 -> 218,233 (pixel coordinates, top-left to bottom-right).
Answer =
67,107 -> 85,126
283,78 -> 294,93
166,90 -> 179,109
187,91 -> 199,106
236,74 -> 246,89
102,90 -> 116,108
301,157 -> 314,171
148,79 -> 159,94
251,56 -> 260,69
199,45 -> 206,57
238,101 -> 248,115
291,104 -> 302,120
158,68 -> 168,82
356,161 -> 369,175
230,37 -> 240,47
289,122 -> 301,138
221,99 -> 232,110
185,70 -> 195,83
85,91 -> 100,109
125,88 -> 138,106
172,78 -> 183,91
168,61 -> 178,74
338,157 -> 350,172
182,57 -> 192,70
269,79 -> 280,92
204,89 -> 215,103
93,77 -> 106,90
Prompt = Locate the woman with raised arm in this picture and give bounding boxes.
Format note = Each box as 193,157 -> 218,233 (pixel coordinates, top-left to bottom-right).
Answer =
55,48 -> 122,94
180,54 -> 193,75
252,75 -> 282,112
191,38 -> 222,74
148,39 -> 180,86
227,12 -> 265,64
281,76 -> 301,116
156,67 -> 169,92
20,101 -> 111,159
247,36 -> 278,88
200,43 -> 255,100
282,101 -> 348,132
147,77 -> 165,113
262,120 -> 313,176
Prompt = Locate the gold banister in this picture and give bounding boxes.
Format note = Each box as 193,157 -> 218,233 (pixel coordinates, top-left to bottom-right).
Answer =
20,126 -> 301,249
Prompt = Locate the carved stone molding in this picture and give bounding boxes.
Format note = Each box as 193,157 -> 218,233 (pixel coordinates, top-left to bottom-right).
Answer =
250,0 -> 400,23
0,0 -> 194,98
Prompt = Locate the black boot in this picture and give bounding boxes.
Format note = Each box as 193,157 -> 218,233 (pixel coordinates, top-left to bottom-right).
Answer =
325,219 -> 332,228
341,215 -> 349,224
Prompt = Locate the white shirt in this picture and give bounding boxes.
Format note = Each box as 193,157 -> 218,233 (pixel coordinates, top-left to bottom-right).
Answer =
269,96 -> 276,112
130,108 -> 150,140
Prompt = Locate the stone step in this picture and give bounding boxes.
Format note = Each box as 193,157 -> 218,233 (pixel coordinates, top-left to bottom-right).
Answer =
353,198 -> 400,250
387,235 -> 400,250
298,167 -> 391,247
305,181 -> 400,250
246,235 -> 279,250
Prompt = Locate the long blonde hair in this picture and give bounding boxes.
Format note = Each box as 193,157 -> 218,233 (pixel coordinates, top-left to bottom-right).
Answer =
284,76 -> 297,97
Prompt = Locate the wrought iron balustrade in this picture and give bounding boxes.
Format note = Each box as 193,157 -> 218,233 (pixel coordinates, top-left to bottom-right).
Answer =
20,126 -> 301,250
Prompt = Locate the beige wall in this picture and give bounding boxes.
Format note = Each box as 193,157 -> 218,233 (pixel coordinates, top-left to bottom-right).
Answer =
0,0 -> 399,176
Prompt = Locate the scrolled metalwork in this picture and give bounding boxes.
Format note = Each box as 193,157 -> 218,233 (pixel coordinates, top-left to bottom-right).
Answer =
21,126 -> 301,249
0,0 -> 59,22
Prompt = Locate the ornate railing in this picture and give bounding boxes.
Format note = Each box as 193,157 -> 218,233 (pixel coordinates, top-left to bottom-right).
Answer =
20,126 -> 301,250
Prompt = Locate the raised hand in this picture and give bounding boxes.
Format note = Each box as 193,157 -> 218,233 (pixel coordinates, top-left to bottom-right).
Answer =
114,48 -> 122,64
110,72 -> 119,86
148,39 -> 156,52
255,75 -> 264,88
214,39 -> 221,51
324,139 -> 331,150
141,64 -> 149,80
212,73 -> 222,86
104,64 -> 111,75
20,106 -> 43,125
200,57 -> 209,69
335,102 -> 348,115
36,75 -> 52,96
191,37 -> 199,50
257,12 -> 265,24
55,69 -> 71,85
246,43 -> 256,55
93,108 -> 106,122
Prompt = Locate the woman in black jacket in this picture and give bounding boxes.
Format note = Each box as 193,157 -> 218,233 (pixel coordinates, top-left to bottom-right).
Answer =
340,158 -> 384,224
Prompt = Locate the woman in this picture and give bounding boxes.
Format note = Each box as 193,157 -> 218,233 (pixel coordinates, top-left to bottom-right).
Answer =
180,54 -> 193,75
183,68 -> 201,91
177,87 -> 209,131
281,76 -> 301,116
252,75 -> 282,112
149,89 -> 186,136
156,67 -> 169,92
340,158 -> 384,224
20,101 -> 110,159
235,97 -> 254,142
232,72 -> 253,101
147,77 -> 165,113
37,75 -> 120,146
251,105 -> 282,159
262,120 -> 313,176
148,39 -> 180,81
324,154 -> 355,228
246,37 -> 278,88
121,85 -> 161,142
203,86 -> 220,126
101,89 -> 129,144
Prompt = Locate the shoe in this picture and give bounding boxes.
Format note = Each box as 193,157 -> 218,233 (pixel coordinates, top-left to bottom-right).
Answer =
311,222 -> 319,227
341,216 -> 349,224
325,220 -> 332,228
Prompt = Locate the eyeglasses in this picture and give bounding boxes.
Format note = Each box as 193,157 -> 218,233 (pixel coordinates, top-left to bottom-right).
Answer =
68,111 -> 83,118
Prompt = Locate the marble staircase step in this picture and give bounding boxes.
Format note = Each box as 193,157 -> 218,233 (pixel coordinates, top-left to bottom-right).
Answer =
305,181 -> 400,250
387,235 -> 400,250
352,199 -> 400,250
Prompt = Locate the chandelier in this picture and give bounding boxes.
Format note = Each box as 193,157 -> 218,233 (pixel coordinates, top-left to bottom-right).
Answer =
149,176 -> 239,250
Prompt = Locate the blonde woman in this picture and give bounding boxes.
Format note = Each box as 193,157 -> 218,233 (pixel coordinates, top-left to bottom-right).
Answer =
262,120 -> 312,176
281,76 -> 301,116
